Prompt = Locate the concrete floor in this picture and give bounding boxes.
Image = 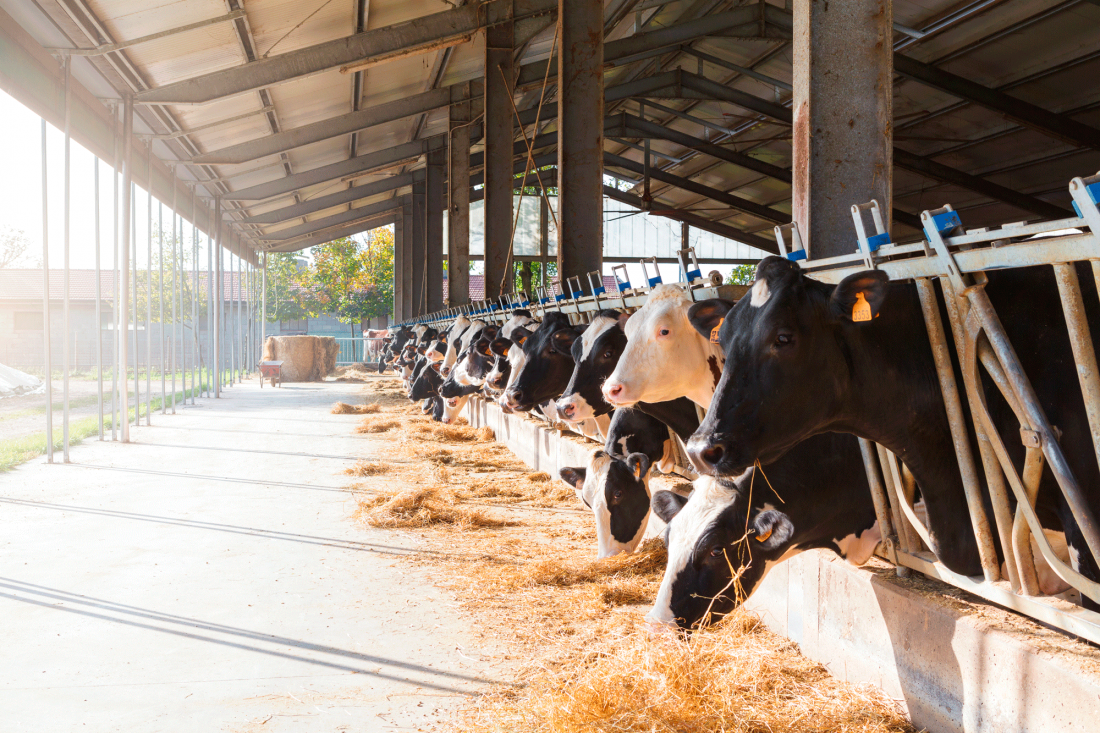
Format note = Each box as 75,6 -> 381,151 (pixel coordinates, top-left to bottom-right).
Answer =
0,380 -> 500,732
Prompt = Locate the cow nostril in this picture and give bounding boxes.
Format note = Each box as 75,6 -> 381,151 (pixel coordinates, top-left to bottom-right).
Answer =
700,444 -> 724,466
606,383 -> 623,398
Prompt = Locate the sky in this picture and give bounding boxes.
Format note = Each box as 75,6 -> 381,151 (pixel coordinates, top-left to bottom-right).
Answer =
0,88 -> 709,286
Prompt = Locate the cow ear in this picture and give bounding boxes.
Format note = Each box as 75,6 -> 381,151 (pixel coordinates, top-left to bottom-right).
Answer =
626,452 -> 652,481
688,299 -> 735,342
617,312 -> 631,332
560,466 -> 586,491
489,337 -> 512,357
512,326 -> 531,345
830,270 -> 889,323
551,328 -> 579,353
752,509 -> 795,551
652,490 -> 689,523
430,361 -> 442,373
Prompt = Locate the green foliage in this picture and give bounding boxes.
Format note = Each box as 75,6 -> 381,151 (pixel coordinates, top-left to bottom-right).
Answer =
132,228 -> 211,323
512,260 -> 558,297
727,264 -> 757,286
265,229 -> 394,325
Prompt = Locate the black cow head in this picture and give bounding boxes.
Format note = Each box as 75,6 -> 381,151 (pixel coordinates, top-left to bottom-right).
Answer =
560,450 -> 654,558
504,312 -> 581,412
409,361 -> 443,401
646,473 -> 796,629
559,310 -> 628,422
684,257 -> 888,476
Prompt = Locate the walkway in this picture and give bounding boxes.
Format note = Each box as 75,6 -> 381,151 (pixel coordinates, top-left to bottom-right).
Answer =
0,379 -> 498,732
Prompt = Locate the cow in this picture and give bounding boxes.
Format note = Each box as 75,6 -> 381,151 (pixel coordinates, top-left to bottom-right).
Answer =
504,312 -> 583,412
685,255 -> 1100,594
602,284 -> 725,410
646,430 -> 880,629
409,361 -> 444,402
441,316 -> 472,371
557,310 -> 629,422
560,407 -> 688,558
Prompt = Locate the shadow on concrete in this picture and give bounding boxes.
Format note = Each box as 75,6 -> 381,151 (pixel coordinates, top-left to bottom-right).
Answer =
0,576 -> 500,693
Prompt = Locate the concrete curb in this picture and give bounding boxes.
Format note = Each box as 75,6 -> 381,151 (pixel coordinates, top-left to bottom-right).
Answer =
468,395 -> 1100,733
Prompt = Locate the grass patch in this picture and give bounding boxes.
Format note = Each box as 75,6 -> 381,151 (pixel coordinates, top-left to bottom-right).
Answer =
0,385 -> 208,473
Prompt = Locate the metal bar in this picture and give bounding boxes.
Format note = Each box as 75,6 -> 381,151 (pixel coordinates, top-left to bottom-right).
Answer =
120,98 -> 133,442
62,56 -> 71,461
858,438 -> 897,562
191,189 -> 198,405
194,87 -> 465,165
1053,262 -> 1100,474
206,217 -> 214,397
94,155 -> 104,439
604,152 -> 787,224
159,198 -> 166,413
145,152 -> 153,425
448,85 -> 472,307
49,10 -> 247,56
222,137 -> 442,201
135,0 -> 557,105
171,186 -> 178,412
967,287 -> 1100,567
426,146 -> 445,313
111,110 -> 119,441
40,118 -> 54,462
214,196 -> 222,398
259,198 -> 405,241
915,277 -> 1000,581
261,252 -> 267,360
681,46 -> 792,91
894,54 -> 1100,152
147,106 -> 275,141
240,173 -> 417,224
1014,445 -> 1046,595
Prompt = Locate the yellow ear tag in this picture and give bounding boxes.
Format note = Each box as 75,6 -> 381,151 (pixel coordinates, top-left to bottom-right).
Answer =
709,317 -> 725,343
755,527 -> 773,543
852,292 -> 872,323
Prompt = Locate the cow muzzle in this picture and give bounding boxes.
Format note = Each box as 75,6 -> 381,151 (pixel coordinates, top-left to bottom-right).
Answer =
685,434 -> 729,476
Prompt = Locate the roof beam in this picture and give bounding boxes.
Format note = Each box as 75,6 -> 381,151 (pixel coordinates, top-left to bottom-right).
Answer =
893,54 -> 1100,152
134,0 -> 557,105
604,152 -> 788,224
260,198 -> 407,241
240,172 -> 420,224
194,85 -> 474,165
602,186 -> 778,254
266,210 -> 402,252
222,136 -> 444,200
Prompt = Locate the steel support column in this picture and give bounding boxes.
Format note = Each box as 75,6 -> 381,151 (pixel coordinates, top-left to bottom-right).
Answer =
483,15 -> 514,301
412,181 -> 427,316
792,0 -> 892,258
213,196 -> 222,397
401,201 -> 414,320
118,98 -> 133,441
448,86 -> 472,307
557,0 -> 604,285
426,146 -> 446,313
393,212 -> 405,321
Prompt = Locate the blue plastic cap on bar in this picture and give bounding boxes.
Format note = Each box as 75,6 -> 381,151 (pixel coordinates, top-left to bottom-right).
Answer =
572,290 -> 584,299
785,249 -> 807,262
554,293 -> 568,301
865,232 -> 891,252
648,276 -> 662,287
686,268 -> 701,281
592,286 -> 606,296
931,209 -> 962,234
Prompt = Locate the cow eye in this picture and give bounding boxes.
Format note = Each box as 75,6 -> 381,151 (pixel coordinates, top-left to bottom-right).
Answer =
602,350 -> 613,359
775,333 -> 793,347
612,489 -> 623,501
659,328 -> 670,337
709,545 -> 725,558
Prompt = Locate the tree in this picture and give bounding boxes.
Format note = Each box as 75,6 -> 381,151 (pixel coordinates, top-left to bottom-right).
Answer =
727,264 -> 756,285
0,227 -> 34,268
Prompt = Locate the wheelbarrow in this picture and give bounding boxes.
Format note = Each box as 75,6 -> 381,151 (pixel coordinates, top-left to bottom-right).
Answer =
259,360 -> 284,388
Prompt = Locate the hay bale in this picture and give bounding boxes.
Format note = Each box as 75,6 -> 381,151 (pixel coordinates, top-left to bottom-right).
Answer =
261,335 -> 338,382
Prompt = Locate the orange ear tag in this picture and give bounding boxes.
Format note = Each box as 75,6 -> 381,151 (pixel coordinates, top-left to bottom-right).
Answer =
755,527 -> 773,543
852,292 -> 872,323
709,317 -> 725,343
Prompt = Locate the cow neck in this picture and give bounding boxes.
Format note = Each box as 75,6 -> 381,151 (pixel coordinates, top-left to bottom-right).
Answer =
684,333 -> 725,409
826,289 -> 980,570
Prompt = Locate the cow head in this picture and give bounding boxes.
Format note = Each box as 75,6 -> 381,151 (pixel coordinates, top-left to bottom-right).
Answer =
409,361 -> 443,401
558,310 -> 628,422
684,257 -> 888,476
504,312 -> 581,412
602,284 -> 724,409
560,450 -> 653,558
645,472 -> 796,629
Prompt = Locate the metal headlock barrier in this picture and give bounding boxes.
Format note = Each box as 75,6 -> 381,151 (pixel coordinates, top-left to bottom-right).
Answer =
397,171 -> 1100,644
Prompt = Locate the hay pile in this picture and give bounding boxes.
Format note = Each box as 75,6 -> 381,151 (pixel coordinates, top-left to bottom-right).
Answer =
261,335 -> 339,382
456,609 -> 911,733
354,487 -> 511,529
333,363 -> 374,382
344,460 -> 388,477
331,402 -> 381,415
356,418 -> 399,433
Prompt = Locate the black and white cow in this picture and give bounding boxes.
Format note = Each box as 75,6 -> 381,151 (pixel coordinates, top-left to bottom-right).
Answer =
557,310 -> 628,422
409,360 -> 444,402
686,255 -> 1100,593
560,407 -> 687,558
504,312 -> 584,412
646,431 -> 880,629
